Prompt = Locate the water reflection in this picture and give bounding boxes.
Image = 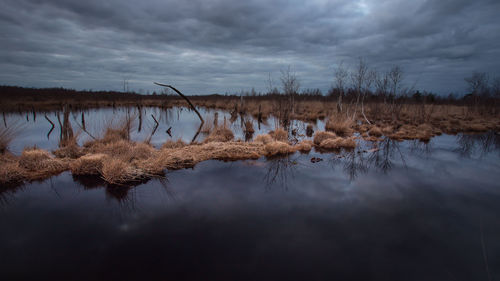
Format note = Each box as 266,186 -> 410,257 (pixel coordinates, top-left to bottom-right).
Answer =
455,131 -> 500,158
263,155 -> 298,189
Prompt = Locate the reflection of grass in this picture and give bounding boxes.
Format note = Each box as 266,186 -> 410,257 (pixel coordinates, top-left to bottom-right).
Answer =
0,122 -> 21,154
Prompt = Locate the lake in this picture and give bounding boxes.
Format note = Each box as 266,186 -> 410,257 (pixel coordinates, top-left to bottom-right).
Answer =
0,107 -> 499,280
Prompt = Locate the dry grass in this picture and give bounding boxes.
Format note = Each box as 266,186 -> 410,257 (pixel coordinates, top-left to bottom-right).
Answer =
17,148 -> 68,180
295,140 -> 313,152
203,126 -> 234,143
162,139 -> 187,149
325,115 -> 354,136
254,134 -> 273,144
53,142 -> 84,159
318,137 -> 356,150
264,141 -> 295,157
313,131 -> 337,145
101,158 -> 143,185
368,126 -> 383,137
0,154 -> 24,186
269,128 -> 288,141
70,153 -> 106,175
244,120 -> 255,133
201,115 -> 214,134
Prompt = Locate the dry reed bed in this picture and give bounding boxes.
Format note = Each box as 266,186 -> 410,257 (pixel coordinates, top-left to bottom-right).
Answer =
0,127 -> 357,187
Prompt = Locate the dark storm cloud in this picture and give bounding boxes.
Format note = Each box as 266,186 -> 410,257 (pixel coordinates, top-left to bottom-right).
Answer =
0,0 -> 499,94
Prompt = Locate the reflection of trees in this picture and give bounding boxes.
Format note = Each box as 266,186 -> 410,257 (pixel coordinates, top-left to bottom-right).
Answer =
342,151 -> 368,181
327,137 -> 409,181
264,155 -> 298,189
455,132 -> 500,158
409,139 -> 433,157
367,138 -> 407,175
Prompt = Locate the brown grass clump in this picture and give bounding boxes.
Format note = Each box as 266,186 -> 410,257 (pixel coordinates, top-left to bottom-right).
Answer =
203,126 -> 234,143
202,142 -> 263,161
368,126 -> 383,137
382,126 -> 394,135
0,154 -> 24,186
162,139 -> 187,149
101,158 -> 142,185
319,137 -> 356,150
295,140 -> 313,152
201,115 -> 214,134
313,131 -> 337,145
18,149 -> 54,171
86,139 -> 132,157
70,154 -> 106,175
269,128 -> 288,141
102,127 -> 128,143
244,120 -> 255,133
131,142 -> 155,160
53,142 -> 84,159
325,116 -> 354,136
254,134 -> 273,144
264,141 -> 295,157
17,148 -> 67,179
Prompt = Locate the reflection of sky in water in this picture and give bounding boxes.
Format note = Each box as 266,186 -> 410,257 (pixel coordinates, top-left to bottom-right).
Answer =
3,107 -> 326,153
1,133 -> 499,280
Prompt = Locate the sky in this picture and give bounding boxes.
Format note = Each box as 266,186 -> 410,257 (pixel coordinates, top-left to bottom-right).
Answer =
0,0 -> 499,95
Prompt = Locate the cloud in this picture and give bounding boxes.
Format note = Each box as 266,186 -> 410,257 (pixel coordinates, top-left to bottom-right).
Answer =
0,0 -> 499,94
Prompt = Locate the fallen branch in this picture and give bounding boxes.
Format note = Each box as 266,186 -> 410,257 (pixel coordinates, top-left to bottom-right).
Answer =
145,114 -> 159,144
44,114 -> 55,139
154,82 -> 204,124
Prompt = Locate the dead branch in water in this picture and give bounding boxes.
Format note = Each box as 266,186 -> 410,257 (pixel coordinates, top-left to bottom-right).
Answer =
145,114 -> 160,144
44,114 -> 55,139
154,82 -> 204,124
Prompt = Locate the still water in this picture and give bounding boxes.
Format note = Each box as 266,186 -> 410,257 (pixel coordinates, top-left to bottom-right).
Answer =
2,106 -> 321,153
1,108 -> 499,280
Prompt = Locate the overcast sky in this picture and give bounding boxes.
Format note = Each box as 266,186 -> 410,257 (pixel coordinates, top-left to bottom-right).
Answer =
0,0 -> 499,95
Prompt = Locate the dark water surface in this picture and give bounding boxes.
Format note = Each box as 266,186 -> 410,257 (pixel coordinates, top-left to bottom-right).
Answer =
1,119 -> 500,280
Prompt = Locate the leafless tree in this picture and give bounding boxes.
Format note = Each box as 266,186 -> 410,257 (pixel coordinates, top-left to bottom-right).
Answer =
280,66 -> 300,117
334,61 -> 349,113
375,70 -> 390,104
280,66 -> 300,96
350,58 -> 370,122
360,69 -> 376,124
388,65 -> 403,98
465,72 -> 489,96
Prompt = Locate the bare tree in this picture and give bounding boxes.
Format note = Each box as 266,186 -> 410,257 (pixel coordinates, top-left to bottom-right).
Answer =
388,65 -> 403,98
280,66 -> 300,95
280,66 -> 300,117
465,72 -> 489,96
375,70 -> 390,104
360,69 -> 376,124
334,61 -> 349,113
350,57 -> 369,121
